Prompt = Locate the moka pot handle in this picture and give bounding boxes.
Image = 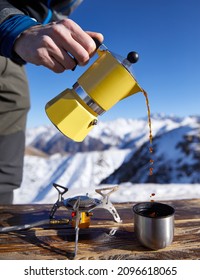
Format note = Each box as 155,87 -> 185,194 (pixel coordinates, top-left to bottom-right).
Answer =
72,37 -> 102,71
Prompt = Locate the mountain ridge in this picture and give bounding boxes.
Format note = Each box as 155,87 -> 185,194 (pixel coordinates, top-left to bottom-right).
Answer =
19,115 -> 200,203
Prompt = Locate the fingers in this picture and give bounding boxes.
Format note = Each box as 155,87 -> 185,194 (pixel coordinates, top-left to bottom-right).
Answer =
14,19 -> 104,73
60,19 -> 95,64
54,19 -> 104,66
86,31 -> 104,49
31,35 -> 76,72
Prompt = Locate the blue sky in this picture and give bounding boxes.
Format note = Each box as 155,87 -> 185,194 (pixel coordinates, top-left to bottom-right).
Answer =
25,0 -> 200,128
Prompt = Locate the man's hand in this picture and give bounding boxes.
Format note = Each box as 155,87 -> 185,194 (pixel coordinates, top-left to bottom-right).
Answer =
14,19 -> 104,73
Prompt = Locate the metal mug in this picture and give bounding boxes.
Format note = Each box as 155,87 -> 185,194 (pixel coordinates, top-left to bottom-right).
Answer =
133,202 -> 175,250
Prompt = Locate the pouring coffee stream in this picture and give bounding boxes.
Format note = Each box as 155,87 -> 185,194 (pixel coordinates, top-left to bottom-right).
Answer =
142,89 -> 154,177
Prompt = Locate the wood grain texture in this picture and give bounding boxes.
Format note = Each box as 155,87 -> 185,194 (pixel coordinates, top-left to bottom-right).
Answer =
0,199 -> 200,260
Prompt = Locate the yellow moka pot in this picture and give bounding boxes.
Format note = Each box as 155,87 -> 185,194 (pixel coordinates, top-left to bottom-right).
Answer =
45,44 -> 143,142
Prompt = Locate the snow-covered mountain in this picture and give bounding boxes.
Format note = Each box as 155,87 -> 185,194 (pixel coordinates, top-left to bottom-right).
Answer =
102,121 -> 200,184
14,115 -> 200,204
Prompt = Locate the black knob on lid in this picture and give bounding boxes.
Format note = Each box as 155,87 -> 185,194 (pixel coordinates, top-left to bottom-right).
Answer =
127,51 -> 139,64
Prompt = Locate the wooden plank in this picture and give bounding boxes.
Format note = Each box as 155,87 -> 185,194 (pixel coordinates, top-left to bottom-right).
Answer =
0,199 -> 200,259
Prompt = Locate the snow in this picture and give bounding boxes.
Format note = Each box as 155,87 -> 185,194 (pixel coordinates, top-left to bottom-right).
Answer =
14,180 -> 200,205
155,126 -> 192,160
26,125 -> 57,146
14,149 -> 132,204
14,148 -> 200,204
107,183 -> 200,202
13,115 -> 200,205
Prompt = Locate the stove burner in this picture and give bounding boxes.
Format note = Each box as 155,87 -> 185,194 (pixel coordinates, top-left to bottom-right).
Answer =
64,196 -> 100,211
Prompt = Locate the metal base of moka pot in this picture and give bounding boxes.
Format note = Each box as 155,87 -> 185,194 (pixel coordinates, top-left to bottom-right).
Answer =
133,202 -> 175,250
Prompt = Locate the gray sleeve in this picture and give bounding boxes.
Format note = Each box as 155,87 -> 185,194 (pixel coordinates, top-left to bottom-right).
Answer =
0,0 -> 24,24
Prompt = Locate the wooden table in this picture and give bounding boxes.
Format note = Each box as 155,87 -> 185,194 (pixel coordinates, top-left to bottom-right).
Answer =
0,199 -> 200,260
